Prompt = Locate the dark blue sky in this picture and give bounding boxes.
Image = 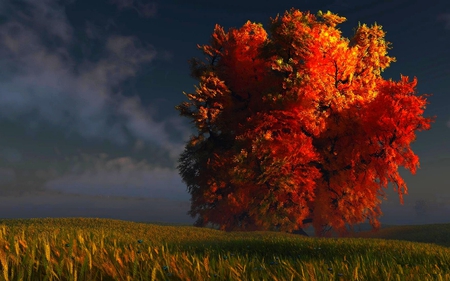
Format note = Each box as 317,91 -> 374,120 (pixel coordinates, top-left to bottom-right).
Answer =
0,0 -> 448,228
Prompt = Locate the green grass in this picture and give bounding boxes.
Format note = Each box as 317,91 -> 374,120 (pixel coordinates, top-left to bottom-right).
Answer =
0,217 -> 449,280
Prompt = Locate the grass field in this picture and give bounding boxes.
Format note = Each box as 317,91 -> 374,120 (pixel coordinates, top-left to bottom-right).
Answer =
0,217 -> 449,280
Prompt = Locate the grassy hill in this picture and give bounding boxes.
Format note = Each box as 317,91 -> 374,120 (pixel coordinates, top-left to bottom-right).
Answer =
0,217 -> 448,280
343,223 -> 450,248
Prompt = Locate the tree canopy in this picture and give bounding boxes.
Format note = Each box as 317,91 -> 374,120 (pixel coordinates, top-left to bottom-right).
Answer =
175,8 -> 435,237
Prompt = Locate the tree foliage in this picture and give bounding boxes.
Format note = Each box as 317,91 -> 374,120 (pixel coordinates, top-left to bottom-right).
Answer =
175,8 -> 435,237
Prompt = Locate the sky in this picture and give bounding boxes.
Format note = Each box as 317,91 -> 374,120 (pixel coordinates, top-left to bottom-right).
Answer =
0,0 -> 449,232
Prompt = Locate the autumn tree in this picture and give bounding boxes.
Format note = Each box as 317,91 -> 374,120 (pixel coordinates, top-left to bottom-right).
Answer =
175,8 -> 435,237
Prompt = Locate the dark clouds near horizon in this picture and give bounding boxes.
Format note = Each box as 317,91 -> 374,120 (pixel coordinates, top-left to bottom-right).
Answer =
0,0 -> 449,228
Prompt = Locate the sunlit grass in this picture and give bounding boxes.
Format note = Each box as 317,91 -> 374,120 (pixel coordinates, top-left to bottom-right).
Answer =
0,217 -> 449,280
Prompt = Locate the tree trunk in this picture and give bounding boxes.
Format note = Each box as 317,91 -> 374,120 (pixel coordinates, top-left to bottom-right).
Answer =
289,228 -> 309,237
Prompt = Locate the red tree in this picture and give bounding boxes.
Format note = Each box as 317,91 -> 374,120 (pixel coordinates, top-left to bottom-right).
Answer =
175,9 -> 435,237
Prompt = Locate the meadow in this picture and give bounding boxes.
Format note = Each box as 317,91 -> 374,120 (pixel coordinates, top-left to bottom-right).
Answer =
0,217 -> 449,281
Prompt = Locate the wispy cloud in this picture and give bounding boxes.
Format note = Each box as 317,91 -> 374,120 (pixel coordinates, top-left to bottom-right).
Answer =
0,0 -> 183,155
0,0 -> 189,199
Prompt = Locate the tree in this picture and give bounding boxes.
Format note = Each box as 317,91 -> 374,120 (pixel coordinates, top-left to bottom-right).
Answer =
175,8 -> 435,237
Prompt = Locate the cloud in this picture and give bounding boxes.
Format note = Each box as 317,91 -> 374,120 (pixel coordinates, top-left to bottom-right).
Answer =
109,0 -> 157,18
134,139 -> 145,152
0,0 -> 184,159
437,13 -> 450,29
0,0 -> 192,202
